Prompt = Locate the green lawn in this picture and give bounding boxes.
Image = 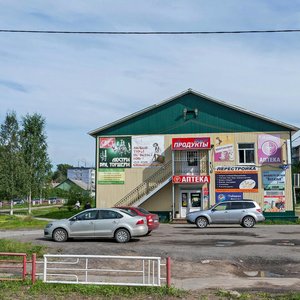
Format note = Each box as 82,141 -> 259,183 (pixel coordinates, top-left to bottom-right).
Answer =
0,281 -> 299,299
31,206 -> 81,219
0,215 -> 48,229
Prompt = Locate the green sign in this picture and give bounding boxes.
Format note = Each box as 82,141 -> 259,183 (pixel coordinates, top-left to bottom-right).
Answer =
98,168 -> 125,184
99,137 -> 131,168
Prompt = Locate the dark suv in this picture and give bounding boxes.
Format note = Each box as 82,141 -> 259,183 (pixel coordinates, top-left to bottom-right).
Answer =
186,200 -> 265,228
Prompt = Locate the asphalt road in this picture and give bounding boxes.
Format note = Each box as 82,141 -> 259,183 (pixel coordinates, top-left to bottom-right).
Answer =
1,223 -> 300,291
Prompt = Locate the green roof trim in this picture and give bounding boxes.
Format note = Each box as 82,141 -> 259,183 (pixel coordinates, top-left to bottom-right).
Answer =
89,89 -> 299,136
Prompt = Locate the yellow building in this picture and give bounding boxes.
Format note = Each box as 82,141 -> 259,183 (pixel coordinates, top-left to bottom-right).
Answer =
89,89 -> 299,221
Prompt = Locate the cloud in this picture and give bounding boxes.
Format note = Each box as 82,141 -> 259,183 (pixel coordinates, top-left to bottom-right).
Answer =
0,79 -> 28,92
0,0 -> 300,166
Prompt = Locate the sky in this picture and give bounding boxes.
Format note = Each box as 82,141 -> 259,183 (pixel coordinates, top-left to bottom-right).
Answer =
1,0 -> 300,168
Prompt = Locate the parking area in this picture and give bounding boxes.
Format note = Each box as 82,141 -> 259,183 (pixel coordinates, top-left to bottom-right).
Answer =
1,223 -> 300,291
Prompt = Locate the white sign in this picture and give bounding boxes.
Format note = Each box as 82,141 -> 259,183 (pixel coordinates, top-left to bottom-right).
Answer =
132,136 -> 165,167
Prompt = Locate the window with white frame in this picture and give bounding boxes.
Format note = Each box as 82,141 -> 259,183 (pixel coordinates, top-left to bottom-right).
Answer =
238,143 -> 255,164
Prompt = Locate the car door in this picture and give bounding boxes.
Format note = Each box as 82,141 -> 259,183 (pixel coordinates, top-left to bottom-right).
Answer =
226,201 -> 244,223
210,202 -> 230,223
69,210 -> 99,237
94,210 -> 123,237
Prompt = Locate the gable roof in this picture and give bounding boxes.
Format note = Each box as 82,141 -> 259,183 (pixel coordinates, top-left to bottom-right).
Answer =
55,178 -> 89,191
89,89 -> 299,136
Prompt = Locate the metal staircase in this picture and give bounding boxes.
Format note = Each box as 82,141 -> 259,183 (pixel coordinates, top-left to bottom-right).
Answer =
115,160 -> 172,207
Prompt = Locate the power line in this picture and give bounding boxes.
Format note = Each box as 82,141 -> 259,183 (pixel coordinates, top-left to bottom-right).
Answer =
0,29 -> 300,35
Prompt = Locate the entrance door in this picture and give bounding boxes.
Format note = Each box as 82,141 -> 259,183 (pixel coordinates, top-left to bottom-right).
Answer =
179,190 -> 201,218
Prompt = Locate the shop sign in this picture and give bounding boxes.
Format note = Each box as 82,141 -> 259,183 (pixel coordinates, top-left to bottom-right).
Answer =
172,137 -> 210,150
263,191 -> 285,212
214,135 -> 234,162
258,134 -> 282,164
215,166 -> 258,172
99,137 -> 131,168
263,170 -> 285,190
97,168 -> 125,184
216,192 -> 243,203
172,175 -> 210,184
215,173 -> 258,192
132,135 -> 165,167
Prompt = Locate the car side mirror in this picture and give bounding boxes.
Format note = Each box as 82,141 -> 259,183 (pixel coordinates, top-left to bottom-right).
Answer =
70,216 -> 77,221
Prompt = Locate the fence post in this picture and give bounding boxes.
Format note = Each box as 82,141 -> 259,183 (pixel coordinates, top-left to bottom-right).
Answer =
22,255 -> 27,280
31,253 -> 36,284
166,257 -> 171,288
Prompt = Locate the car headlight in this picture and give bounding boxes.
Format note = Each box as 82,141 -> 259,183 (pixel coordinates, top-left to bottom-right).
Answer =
45,223 -> 53,229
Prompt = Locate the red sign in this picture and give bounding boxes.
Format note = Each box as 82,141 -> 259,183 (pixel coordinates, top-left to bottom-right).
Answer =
172,137 -> 211,150
172,175 -> 210,184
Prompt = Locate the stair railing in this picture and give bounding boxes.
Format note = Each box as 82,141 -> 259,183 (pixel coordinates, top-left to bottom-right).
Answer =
115,160 -> 172,207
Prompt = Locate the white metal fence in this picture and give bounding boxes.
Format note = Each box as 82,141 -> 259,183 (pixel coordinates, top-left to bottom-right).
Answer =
40,254 -> 167,286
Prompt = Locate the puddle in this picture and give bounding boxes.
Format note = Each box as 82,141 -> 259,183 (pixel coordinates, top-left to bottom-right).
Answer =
243,270 -> 284,278
276,240 -> 295,246
215,241 -> 235,247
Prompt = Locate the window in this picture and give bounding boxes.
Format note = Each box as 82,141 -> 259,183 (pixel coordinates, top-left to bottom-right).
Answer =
76,210 -> 98,220
229,202 -> 243,210
187,151 -> 198,166
213,203 -> 228,211
243,202 -> 255,209
238,143 -> 255,164
99,210 -> 123,219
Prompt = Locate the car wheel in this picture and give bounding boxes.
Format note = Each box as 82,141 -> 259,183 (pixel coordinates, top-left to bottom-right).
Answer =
242,216 -> 255,228
53,228 -> 68,242
195,217 -> 208,228
115,228 -> 131,243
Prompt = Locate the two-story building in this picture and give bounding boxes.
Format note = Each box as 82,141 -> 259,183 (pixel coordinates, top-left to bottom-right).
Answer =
89,89 -> 299,221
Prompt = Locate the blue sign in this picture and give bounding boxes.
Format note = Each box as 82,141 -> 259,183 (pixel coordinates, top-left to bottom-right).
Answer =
216,192 -> 243,203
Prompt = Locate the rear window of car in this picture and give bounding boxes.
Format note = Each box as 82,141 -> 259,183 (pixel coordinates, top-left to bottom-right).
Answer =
136,207 -> 150,215
243,202 -> 255,209
118,209 -> 136,217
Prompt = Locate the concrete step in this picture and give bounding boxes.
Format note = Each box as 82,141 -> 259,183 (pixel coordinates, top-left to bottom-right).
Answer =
171,218 -> 187,224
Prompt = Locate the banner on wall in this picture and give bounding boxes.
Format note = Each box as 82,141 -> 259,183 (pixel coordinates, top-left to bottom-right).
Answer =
99,137 -> 131,168
263,170 -> 285,190
214,135 -> 234,162
258,134 -> 282,164
98,168 -> 125,184
263,191 -> 285,212
215,166 -> 258,192
132,136 -> 165,167
216,192 -> 243,203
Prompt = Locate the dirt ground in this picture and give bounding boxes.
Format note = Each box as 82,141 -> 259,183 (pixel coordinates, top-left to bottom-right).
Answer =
1,223 -> 300,294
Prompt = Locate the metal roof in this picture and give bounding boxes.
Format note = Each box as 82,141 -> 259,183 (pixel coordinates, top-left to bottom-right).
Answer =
88,89 -> 299,136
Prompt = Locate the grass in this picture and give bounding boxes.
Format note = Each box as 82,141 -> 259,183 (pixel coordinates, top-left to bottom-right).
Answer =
0,214 -> 48,229
0,239 -> 46,258
0,281 -> 184,299
31,207 -> 81,219
263,218 -> 300,225
0,281 -> 299,299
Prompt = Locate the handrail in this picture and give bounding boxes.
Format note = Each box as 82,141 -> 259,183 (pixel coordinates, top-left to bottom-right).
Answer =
115,160 -> 172,207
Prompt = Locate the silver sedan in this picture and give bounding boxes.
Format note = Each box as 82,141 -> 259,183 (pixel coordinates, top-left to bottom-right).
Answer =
44,208 -> 148,243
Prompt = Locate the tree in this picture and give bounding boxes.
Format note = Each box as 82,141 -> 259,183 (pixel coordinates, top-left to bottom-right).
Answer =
52,164 -> 73,183
20,113 -> 52,213
0,111 -> 27,202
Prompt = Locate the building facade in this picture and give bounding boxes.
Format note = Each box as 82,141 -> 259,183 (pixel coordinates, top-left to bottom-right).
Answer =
67,167 -> 95,191
89,90 -> 299,220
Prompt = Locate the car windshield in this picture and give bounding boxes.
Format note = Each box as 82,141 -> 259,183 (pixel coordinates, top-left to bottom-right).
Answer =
136,207 -> 150,215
